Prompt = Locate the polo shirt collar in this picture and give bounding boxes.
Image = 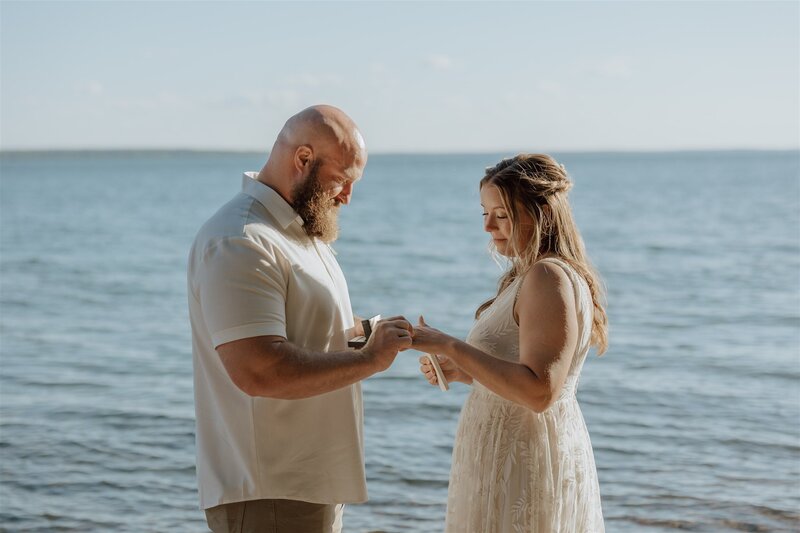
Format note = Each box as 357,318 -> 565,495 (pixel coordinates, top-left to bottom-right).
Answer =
242,172 -> 304,229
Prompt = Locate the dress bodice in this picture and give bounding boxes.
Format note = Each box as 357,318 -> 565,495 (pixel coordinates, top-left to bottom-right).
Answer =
465,257 -> 594,401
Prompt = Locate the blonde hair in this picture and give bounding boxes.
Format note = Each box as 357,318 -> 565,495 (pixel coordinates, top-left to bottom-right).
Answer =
476,154 -> 609,355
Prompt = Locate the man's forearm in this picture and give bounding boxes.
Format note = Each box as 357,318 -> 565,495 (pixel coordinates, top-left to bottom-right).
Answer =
232,337 -> 380,399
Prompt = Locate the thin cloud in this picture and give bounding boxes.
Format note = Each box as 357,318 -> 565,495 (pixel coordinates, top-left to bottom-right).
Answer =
537,80 -> 562,96
206,90 -> 300,110
263,90 -> 301,108
285,74 -> 344,87
208,93 -> 259,109
442,94 -> 470,111
370,62 -> 388,75
80,80 -> 105,97
501,81 -> 563,105
109,97 -> 157,111
109,91 -> 187,110
591,56 -> 633,79
426,54 -> 453,71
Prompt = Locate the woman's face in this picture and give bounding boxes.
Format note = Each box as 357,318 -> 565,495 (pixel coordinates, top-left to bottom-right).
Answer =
480,185 -> 535,257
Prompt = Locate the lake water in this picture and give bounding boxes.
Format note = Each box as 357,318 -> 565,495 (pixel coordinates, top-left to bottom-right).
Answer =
1,150 -> 798,532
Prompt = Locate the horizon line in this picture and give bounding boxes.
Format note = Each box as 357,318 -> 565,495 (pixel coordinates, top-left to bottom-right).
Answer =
1,146 -> 799,156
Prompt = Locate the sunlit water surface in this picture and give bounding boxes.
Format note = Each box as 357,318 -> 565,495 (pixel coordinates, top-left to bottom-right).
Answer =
1,151 -> 798,532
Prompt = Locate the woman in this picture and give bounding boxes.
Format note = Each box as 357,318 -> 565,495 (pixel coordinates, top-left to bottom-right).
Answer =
414,154 -> 608,532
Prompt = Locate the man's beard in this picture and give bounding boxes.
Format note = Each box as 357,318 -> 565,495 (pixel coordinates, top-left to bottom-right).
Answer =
291,161 -> 340,243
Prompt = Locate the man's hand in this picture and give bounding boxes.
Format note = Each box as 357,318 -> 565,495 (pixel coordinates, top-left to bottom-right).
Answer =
361,316 -> 413,372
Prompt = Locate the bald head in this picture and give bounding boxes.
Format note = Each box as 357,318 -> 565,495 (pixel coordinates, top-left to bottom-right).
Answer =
277,105 -> 366,164
258,105 -> 367,203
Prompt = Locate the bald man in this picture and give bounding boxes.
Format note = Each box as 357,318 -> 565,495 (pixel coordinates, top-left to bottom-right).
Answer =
188,105 -> 412,533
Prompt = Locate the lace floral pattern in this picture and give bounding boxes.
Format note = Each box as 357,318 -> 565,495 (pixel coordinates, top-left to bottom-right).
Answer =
445,258 -> 604,533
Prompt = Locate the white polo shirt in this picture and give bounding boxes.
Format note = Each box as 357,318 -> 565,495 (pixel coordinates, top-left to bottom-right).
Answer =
187,172 -> 367,509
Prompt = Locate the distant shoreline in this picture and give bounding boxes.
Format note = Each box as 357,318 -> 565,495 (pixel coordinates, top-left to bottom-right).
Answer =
1,148 -> 798,157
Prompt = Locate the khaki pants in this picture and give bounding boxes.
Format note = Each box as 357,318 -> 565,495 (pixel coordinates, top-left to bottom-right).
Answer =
205,499 -> 344,533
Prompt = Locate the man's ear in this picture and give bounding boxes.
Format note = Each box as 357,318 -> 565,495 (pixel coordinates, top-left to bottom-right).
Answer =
294,145 -> 314,173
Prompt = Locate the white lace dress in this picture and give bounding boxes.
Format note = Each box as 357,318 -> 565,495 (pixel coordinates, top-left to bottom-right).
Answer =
445,258 -> 604,533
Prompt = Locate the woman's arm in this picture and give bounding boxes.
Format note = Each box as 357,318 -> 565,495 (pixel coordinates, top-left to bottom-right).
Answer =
413,262 -> 579,412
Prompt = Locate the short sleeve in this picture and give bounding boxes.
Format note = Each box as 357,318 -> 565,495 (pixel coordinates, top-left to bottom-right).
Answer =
197,237 -> 288,347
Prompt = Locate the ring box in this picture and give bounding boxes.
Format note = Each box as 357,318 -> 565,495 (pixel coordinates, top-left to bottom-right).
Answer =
347,314 -> 381,348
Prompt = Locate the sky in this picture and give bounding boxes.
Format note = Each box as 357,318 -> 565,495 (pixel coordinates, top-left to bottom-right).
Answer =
1,1 -> 798,153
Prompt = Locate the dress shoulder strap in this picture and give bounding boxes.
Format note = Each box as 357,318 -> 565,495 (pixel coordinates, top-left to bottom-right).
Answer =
535,256 -> 577,285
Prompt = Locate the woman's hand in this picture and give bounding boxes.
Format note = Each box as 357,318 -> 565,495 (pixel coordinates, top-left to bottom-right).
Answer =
419,353 -> 470,386
414,316 -> 472,385
411,315 -> 453,354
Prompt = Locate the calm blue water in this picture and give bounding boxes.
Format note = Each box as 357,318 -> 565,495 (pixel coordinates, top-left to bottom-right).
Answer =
1,150 -> 798,532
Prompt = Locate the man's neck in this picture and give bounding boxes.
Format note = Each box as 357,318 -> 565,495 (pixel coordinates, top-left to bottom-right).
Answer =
257,165 -> 294,206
